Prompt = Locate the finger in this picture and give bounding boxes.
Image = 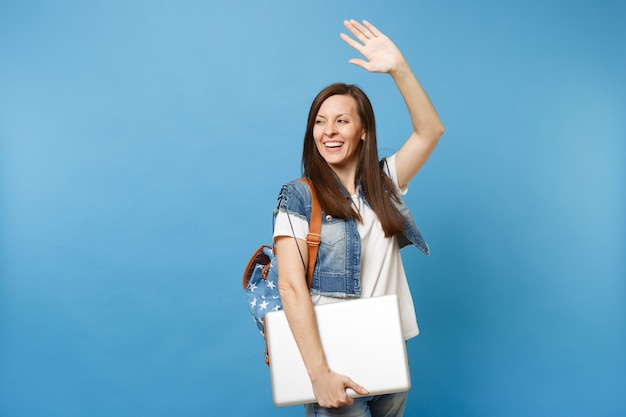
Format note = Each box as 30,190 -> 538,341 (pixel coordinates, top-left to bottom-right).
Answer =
344,19 -> 371,42
347,58 -> 370,70
344,378 -> 369,395
348,19 -> 373,38
362,20 -> 382,37
349,58 -> 384,74
340,32 -> 365,53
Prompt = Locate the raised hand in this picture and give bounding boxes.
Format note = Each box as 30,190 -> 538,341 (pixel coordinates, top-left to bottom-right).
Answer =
340,19 -> 406,74
340,18 -> 444,189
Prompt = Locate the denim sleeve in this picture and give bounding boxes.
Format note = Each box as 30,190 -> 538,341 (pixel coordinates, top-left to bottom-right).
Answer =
273,179 -> 312,223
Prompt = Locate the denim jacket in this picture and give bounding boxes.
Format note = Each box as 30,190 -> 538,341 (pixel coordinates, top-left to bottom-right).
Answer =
274,161 -> 430,299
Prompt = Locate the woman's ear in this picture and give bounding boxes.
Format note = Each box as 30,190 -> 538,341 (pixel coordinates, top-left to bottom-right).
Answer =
361,130 -> 366,140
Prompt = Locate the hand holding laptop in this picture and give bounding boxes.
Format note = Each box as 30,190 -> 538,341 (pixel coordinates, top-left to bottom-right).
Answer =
309,368 -> 369,408
266,295 -> 411,407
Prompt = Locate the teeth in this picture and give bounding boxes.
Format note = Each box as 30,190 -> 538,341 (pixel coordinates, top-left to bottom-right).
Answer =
325,142 -> 343,148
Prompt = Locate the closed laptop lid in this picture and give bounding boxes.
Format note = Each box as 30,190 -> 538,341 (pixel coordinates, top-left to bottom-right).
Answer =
265,295 -> 410,407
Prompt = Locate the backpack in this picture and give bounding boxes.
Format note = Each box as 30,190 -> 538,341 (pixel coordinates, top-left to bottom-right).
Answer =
242,178 -> 322,364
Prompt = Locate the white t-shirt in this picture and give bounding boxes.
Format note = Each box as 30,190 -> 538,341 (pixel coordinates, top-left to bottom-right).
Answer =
273,154 -> 419,340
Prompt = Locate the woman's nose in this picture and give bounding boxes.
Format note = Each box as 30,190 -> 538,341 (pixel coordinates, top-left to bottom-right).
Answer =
325,123 -> 337,136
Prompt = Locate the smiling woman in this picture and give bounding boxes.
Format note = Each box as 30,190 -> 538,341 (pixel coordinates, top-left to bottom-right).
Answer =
271,19 -> 444,416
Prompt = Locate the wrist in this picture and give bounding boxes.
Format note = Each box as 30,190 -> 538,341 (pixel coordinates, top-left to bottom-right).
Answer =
389,59 -> 411,78
307,363 -> 331,381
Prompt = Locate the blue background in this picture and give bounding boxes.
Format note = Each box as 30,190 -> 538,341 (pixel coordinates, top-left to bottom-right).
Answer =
1,0 -> 624,416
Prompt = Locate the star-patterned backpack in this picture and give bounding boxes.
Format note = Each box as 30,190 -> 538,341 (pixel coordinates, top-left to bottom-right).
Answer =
242,178 -> 322,364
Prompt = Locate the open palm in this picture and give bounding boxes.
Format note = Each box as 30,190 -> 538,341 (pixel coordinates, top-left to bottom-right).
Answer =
340,20 -> 406,74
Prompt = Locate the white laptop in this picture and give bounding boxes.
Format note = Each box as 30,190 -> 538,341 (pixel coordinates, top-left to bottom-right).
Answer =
265,295 -> 411,407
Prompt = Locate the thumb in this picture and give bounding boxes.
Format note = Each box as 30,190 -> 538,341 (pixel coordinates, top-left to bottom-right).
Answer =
348,58 -> 369,70
344,378 -> 369,395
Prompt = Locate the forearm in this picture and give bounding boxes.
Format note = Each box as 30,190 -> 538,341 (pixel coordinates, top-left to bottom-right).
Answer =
279,286 -> 330,379
390,59 -> 444,144
275,237 -> 329,379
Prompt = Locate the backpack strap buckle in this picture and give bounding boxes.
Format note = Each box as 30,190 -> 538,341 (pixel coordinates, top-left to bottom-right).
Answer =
306,233 -> 321,246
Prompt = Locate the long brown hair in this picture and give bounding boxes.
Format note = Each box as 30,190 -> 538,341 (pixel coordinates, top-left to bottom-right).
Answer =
302,83 -> 405,237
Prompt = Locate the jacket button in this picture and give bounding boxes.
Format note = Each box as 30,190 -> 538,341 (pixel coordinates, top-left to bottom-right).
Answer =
325,215 -> 332,221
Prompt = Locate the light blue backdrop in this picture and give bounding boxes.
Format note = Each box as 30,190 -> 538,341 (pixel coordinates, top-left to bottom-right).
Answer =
1,1 -> 624,416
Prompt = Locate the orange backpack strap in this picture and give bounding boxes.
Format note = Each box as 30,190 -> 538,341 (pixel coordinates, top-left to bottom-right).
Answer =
300,178 -> 321,289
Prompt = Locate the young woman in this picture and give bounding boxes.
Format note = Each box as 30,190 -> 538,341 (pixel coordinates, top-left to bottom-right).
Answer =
273,19 -> 444,416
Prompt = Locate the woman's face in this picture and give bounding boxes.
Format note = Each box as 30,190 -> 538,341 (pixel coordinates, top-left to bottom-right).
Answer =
313,94 -> 365,172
